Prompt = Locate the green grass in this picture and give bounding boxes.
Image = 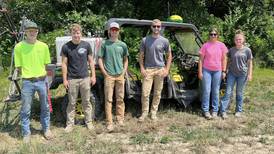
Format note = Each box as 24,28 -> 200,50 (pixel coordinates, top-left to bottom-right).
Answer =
130,133 -> 155,145
0,68 -> 274,153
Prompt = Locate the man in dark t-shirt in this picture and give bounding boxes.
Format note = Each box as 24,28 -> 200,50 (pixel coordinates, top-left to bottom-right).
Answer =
61,23 -> 96,132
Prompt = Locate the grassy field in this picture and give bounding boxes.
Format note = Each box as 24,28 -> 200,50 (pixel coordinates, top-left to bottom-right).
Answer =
0,68 -> 274,154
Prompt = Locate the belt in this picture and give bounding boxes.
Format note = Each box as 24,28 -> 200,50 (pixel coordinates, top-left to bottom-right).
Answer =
23,76 -> 46,82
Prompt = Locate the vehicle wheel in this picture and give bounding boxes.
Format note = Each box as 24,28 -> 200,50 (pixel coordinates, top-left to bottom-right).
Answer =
60,94 -> 68,123
91,89 -> 105,121
60,94 -> 86,125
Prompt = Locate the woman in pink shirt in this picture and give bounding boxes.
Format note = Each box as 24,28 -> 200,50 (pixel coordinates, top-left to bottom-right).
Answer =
198,28 -> 228,119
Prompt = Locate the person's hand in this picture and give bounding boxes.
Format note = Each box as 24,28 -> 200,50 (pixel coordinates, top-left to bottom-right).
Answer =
247,74 -> 252,81
161,68 -> 169,77
103,72 -> 110,78
140,68 -> 147,78
122,69 -> 127,75
222,72 -> 226,79
63,79 -> 69,89
198,72 -> 203,80
90,76 -> 96,86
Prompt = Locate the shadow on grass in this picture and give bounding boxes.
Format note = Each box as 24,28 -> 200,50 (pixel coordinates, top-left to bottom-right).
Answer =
0,101 -> 21,138
0,97 -> 67,139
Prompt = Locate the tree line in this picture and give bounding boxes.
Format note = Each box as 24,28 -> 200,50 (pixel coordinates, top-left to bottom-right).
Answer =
0,0 -> 273,69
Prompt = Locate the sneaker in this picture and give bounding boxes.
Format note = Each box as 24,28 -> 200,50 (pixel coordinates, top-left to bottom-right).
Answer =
235,112 -> 241,118
204,112 -> 212,119
211,112 -> 218,119
138,114 -> 147,122
117,120 -> 125,126
44,130 -> 54,140
106,124 -> 114,132
221,112 -> 228,119
64,124 -> 74,133
23,135 -> 31,143
86,122 -> 94,130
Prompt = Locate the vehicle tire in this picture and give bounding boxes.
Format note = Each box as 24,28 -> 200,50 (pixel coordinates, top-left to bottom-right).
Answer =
60,94 -> 68,123
60,93 -> 87,125
91,90 -> 105,121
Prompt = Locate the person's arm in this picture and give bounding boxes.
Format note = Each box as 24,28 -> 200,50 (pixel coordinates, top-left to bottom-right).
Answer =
88,54 -> 96,86
61,54 -> 69,89
162,46 -> 172,77
198,54 -> 204,80
98,58 -> 108,77
139,51 -> 147,77
123,56 -> 128,74
222,54 -> 227,79
247,59 -> 253,81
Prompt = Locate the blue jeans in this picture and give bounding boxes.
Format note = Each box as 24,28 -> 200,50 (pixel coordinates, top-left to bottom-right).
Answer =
20,79 -> 50,137
221,72 -> 247,113
201,68 -> 222,113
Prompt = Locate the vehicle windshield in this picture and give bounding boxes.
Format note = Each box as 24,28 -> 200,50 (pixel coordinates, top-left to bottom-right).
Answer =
174,31 -> 201,56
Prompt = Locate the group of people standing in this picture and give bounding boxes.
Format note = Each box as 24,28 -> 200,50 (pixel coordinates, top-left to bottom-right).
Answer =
199,28 -> 253,120
14,18 -> 252,143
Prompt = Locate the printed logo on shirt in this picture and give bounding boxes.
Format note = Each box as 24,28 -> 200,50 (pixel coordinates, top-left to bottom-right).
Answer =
78,48 -> 87,54
156,44 -> 164,51
116,46 -> 124,53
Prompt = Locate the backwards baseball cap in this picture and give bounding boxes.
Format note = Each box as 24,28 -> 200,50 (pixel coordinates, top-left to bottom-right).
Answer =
25,21 -> 39,30
109,22 -> 120,29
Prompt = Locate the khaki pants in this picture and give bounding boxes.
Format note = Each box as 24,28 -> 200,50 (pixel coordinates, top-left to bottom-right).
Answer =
141,68 -> 164,116
104,74 -> 125,125
67,77 -> 92,126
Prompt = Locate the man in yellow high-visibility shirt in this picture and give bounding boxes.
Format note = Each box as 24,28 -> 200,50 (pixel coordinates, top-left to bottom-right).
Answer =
14,21 -> 54,143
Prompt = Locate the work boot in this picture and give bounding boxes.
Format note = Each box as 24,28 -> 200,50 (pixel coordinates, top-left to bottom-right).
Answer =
235,112 -> 241,118
44,130 -> 54,140
64,124 -> 74,133
117,120 -> 125,126
211,112 -> 218,119
86,122 -> 94,130
23,135 -> 31,144
221,112 -> 228,119
204,112 -> 212,120
106,124 -> 114,132
150,113 -> 158,121
138,113 -> 148,122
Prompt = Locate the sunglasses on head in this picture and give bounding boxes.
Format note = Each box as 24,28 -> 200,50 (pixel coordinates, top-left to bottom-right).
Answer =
152,25 -> 161,28
210,33 -> 217,36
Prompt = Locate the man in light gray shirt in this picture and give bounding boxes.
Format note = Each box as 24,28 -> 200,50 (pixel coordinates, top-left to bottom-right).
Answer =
138,19 -> 172,122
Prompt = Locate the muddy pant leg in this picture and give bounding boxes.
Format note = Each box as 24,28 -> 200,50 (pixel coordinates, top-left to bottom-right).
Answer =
104,76 -> 115,125
115,75 -> 125,122
80,77 -> 92,124
67,79 -> 79,126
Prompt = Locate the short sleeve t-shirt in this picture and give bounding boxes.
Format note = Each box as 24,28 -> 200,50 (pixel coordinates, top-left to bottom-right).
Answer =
98,39 -> 129,76
14,40 -> 51,78
140,36 -> 170,68
199,41 -> 228,71
61,40 -> 92,79
228,46 -> 253,76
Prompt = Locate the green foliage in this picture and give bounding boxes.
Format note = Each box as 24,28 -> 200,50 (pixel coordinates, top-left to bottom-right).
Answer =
60,10 -> 107,35
39,29 -> 65,62
159,136 -> 173,144
199,5 -> 274,68
0,0 -> 273,69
